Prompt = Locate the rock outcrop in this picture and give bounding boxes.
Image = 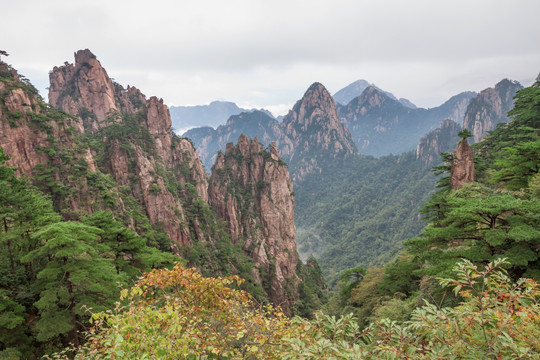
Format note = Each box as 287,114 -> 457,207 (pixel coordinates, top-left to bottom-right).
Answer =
282,82 -> 358,181
416,119 -> 460,165
450,138 -> 475,189
0,61 -> 52,175
208,135 -> 299,311
462,79 -> 523,143
47,50 -> 208,247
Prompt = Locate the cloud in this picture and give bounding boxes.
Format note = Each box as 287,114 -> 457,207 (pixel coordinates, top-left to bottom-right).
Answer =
2,0 -> 540,110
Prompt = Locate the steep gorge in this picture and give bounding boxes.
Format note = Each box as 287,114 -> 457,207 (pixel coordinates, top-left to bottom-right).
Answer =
0,50 -> 304,311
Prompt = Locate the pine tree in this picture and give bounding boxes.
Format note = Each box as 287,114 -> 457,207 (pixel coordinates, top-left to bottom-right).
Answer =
22,222 -> 119,346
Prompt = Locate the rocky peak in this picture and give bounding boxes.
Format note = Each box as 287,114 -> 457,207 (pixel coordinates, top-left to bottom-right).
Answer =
283,82 -> 338,130
462,79 -> 523,143
333,79 -> 372,105
282,82 -> 358,181
450,138 -> 475,189
354,86 -> 394,111
208,135 -> 299,312
47,50 -> 209,248
49,49 -> 117,130
416,119 -> 460,165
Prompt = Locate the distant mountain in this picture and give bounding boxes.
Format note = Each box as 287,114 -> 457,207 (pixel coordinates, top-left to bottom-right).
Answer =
333,79 -> 417,109
398,98 -> 418,109
170,101 -> 273,133
462,79 -> 523,143
184,83 -> 357,181
416,119 -> 461,165
333,80 -> 372,105
183,110 -> 288,171
282,82 -> 358,181
337,87 -> 476,156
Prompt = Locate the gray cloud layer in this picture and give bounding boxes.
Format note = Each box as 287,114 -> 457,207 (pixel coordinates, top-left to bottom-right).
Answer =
2,0 -> 540,113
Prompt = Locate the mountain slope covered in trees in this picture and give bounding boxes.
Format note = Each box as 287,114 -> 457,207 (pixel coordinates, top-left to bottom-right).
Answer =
0,50 -> 324,358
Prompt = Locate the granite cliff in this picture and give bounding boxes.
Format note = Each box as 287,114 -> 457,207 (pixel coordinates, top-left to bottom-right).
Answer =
416,119 -> 460,165
462,79 -> 523,143
184,110 -> 291,172
450,137 -> 475,189
208,135 -> 298,310
48,49 -> 207,247
282,82 -> 358,181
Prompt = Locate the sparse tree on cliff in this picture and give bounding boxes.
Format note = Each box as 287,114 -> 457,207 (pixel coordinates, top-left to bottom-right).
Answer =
458,128 -> 473,139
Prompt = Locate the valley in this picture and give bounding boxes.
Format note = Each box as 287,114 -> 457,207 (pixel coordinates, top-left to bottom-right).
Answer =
1,48 -> 538,359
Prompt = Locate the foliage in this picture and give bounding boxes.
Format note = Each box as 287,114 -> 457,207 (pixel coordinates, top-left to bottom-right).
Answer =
49,259 -> 540,359
62,264 -> 291,359
22,222 -> 119,345
294,256 -> 328,318
338,266 -> 366,300
403,79 -> 540,305
408,182 -> 540,281
360,259 -> 540,359
490,126 -> 540,189
295,151 -> 437,286
0,147 -> 179,358
458,128 -> 473,139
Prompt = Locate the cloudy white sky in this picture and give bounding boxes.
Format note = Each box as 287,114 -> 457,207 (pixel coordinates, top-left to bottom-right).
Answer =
2,0 -> 540,115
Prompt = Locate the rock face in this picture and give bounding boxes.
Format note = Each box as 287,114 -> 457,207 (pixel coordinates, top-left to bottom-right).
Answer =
462,79 -> 523,143
47,49 -> 208,247
416,119 -> 460,165
2,50 -> 305,311
208,135 -> 299,311
450,138 -> 475,189
0,62 -> 51,175
282,82 -> 358,181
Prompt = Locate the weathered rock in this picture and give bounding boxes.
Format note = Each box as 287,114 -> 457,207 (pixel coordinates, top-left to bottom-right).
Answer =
208,134 -> 299,312
0,62 -> 89,177
416,119 -> 460,165
282,82 -> 358,181
450,138 -> 475,189
463,79 -> 523,143
47,49 -> 209,247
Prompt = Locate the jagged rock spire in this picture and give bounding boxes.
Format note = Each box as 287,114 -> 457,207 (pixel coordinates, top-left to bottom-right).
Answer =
450,138 -> 475,189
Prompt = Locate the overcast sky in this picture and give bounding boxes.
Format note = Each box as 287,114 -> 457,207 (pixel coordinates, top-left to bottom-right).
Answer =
2,0 -> 539,115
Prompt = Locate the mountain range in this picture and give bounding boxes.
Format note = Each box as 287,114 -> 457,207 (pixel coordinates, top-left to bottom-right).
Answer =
184,77 -> 521,172
333,79 -> 417,109
170,101 -> 274,133
0,49 -> 309,313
